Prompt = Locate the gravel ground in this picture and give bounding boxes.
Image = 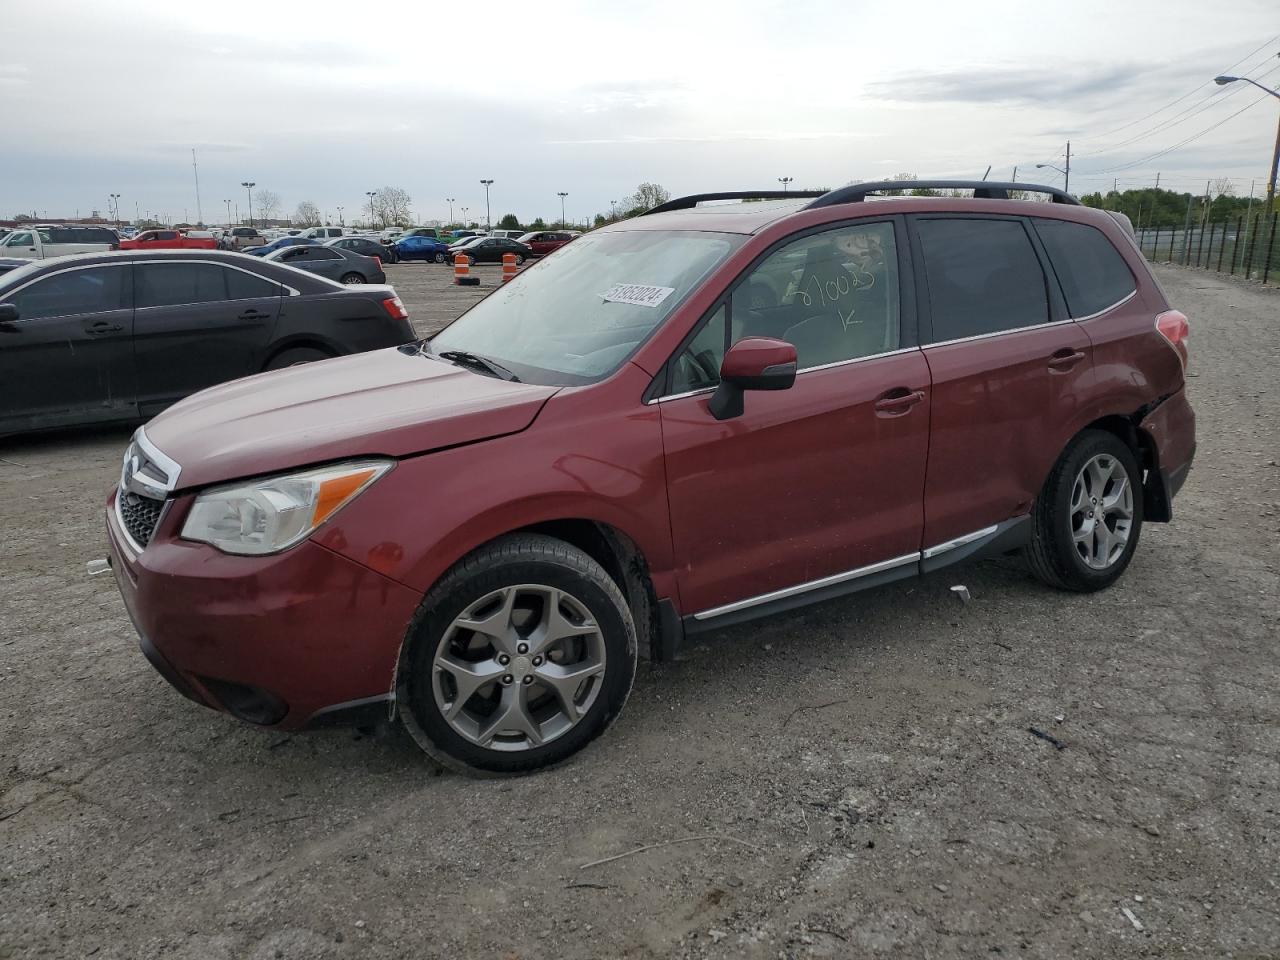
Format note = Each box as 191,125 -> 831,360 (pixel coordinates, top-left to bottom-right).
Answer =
0,265 -> 1277,960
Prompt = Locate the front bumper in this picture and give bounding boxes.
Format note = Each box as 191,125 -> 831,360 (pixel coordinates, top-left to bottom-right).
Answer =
106,491 -> 422,729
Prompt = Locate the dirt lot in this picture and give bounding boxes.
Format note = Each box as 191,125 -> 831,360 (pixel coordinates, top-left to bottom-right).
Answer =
1,265 -> 1277,959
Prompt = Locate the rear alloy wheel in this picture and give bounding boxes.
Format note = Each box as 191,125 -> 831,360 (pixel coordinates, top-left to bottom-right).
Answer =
399,535 -> 637,774
340,272 -> 364,284
1026,429 -> 1144,592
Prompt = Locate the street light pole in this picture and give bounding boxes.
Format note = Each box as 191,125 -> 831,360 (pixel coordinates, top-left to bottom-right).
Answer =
224,199 -> 232,226
446,197 -> 455,227
337,206 -> 345,227
557,191 -> 568,228
1215,74 -> 1280,219
366,191 -> 378,229
777,176 -> 793,192
479,179 -> 494,232
240,181 -> 256,228
109,193 -> 121,227
461,207 -> 469,227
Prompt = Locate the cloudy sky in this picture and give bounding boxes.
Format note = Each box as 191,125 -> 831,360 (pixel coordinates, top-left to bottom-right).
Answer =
2,0 -> 1277,226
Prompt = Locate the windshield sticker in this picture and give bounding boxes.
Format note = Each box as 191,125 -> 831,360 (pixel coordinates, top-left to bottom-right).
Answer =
600,283 -> 676,308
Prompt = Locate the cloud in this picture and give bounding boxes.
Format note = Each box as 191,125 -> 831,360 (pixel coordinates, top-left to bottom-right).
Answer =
866,63 -> 1138,105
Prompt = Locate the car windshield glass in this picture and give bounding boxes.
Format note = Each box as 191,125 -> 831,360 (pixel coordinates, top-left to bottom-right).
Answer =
430,229 -> 742,385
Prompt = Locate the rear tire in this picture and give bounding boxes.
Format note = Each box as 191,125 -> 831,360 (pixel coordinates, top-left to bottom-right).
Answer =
1026,429 -> 1144,592
264,347 -> 333,370
340,272 -> 364,284
433,252 -> 446,264
398,534 -> 638,775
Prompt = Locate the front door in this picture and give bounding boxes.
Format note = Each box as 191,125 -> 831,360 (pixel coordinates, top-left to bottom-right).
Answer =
0,262 -> 136,432
909,215 -> 1094,548
658,219 -> 931,620
132,260 -> 282,415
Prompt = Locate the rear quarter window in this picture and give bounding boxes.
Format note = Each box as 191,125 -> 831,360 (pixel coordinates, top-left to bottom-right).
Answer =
1033,219 -> 1137,318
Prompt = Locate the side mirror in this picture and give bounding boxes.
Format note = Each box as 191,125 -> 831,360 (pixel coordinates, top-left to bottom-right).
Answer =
0,303 -> 20,331
708,337 -> 797,421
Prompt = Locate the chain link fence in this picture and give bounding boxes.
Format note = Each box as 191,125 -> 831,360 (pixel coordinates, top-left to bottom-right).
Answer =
1134,211 -> 1279,284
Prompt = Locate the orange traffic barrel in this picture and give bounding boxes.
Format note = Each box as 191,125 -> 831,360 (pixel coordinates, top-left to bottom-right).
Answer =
502,252 -> 518,283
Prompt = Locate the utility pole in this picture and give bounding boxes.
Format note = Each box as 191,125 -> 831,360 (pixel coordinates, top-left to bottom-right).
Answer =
192,148 -> 203,225
1181,193 -> 1195,263
1155,172 -> 1161,190
1011,165 -> 1017,183
1064,140 -> 1071,194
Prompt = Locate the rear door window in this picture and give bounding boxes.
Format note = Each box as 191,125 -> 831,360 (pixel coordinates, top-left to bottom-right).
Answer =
224,268 -> 281,300
1033,219 -> 1136,318
136,262 -> 227,308
916,218 -> 1049,341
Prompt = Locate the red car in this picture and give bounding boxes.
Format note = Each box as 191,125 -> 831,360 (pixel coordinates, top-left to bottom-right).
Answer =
119,229 -> 217,251
105,181 -> 1195,774
517,230 -> 577,256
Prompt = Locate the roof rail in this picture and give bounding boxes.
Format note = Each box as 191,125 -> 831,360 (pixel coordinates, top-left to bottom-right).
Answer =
804,180 -> 1079,208
643,190 -> 826,216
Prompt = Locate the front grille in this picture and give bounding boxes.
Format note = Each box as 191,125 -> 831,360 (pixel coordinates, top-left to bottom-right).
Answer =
119,491 -> 165,548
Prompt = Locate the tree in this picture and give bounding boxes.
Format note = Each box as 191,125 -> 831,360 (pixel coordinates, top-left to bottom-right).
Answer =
373,186 -> 412,227
293,201 -> 321,226
497,213 -> 521,230
256,190 -> 281,222
626,182 -> 672,213
529,217 -> 547,231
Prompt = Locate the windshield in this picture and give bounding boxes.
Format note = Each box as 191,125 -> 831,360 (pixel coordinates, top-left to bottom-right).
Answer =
430,229 -> 742,385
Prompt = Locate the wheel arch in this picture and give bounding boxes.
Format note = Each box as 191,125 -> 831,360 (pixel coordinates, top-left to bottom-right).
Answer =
261,337 -> 342,369
1062,410 -> 1169,522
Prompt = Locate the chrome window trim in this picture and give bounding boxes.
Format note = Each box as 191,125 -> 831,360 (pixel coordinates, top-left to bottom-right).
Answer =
692,552 -> 920,621
1068,288 -> 1136,322
923,316 -> 1077,350
647,345 -> 920,404
922,524 -> 998,560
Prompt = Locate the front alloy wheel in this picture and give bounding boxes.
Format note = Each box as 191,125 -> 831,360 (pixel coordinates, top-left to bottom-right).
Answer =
399,534 -> 637,774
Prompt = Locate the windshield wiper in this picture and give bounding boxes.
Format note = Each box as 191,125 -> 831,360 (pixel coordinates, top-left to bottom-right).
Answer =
436,350 -> 520,382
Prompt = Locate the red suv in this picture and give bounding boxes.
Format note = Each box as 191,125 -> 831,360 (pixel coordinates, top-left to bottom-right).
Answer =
517,230 -> 577,256
105,181 -> 1195,774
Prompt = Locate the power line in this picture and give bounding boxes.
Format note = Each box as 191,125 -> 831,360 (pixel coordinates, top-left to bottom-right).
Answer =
1077,35 -> 1279,143
1076,60 -> 1280,159
1085,92 -> 1272,175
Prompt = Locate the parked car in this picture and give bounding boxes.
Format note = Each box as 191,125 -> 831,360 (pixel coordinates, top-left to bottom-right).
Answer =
224,227 -> 266,251
245,236 -> 316,257
0,250 -> 413,436
518,230 -> 578,257
0,226 -> 119,260
0,258 -> 27,276
449,229 -> 483,240
400,227 -> 440,240
379,229 -> 404,245
396,235 -> 452,263
301,226 -> 348,240
489,230 -> 525,240
327,235 -> 398,264
264,243 -> 385,284
101,180 -> 1195,775
455,236 -> 534,265
120,229 -> 218,251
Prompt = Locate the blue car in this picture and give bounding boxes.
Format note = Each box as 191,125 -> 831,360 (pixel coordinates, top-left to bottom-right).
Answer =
244,236 -> 316,257
395,235 -> 452,263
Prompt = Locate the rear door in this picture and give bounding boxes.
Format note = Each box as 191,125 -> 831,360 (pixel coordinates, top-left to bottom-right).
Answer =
132,260 -> 283,414
910,215 -> 1093,550
659,218 -> 931,620
0,262 -> 135,432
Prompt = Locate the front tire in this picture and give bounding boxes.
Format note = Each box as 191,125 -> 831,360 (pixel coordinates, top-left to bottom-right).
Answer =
1026,429 -> 1144,592
398,534 -> 637,775
433,252 -> 446,264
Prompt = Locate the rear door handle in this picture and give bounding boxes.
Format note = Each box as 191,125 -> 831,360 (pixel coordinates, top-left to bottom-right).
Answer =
874,388 -> 926,414
1048,349 -> 1086,370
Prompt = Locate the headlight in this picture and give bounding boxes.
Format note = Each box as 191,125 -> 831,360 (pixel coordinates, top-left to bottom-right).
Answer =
181,459 -> 393,555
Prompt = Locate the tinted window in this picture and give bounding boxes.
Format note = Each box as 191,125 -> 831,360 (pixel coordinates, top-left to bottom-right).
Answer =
917,219 -> 1048,340
671,305 -> 728,393
136,263 -> 226,308
10,266 -> 129,320
310,248 -> 342,260
730,221 -> 900,369
157,231 -> 179,241
225,268 -> 280,300
1034,219 -> 1136,318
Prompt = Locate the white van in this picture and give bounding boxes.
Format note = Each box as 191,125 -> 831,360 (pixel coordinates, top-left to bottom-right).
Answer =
0,226 -> 119,260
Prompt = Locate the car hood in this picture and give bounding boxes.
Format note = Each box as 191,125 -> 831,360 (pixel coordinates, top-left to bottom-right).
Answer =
145,347 -> 561,489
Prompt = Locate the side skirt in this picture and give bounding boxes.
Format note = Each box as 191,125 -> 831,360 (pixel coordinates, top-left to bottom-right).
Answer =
678,515 -> 1031,641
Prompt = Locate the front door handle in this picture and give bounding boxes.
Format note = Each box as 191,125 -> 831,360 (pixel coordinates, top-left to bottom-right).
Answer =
85,320 -> 123,334
874,388 -> 926,415
1048,349 -> 1086,370
238,310 -> 268,320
